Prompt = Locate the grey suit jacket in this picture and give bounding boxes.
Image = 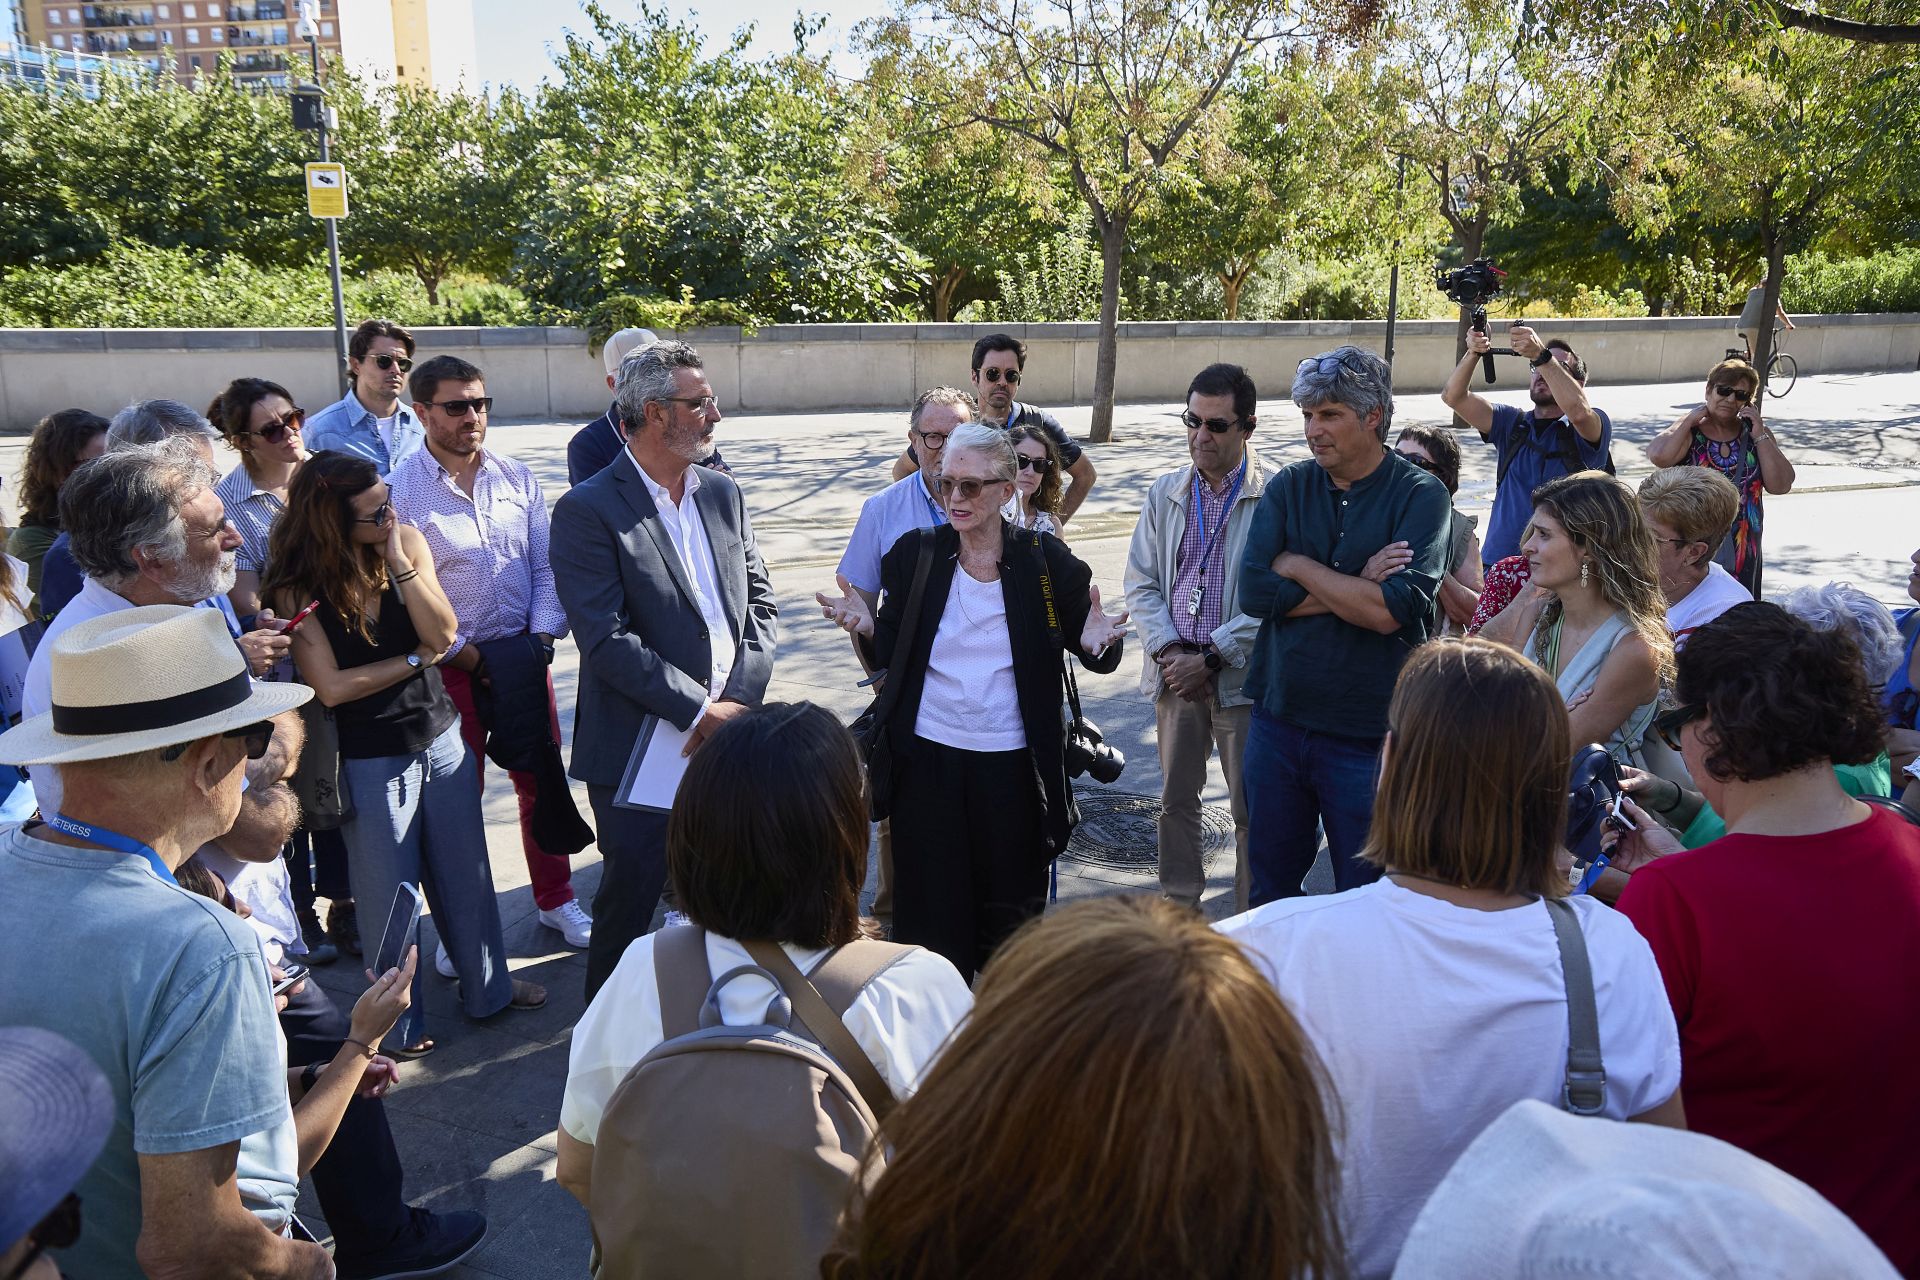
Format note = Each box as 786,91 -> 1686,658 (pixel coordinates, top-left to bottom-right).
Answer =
550,451 -> 778,788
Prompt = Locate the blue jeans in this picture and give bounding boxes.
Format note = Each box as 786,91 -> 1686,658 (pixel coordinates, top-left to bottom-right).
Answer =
342,722 -> 512,1047
1244,706 -> 1384,907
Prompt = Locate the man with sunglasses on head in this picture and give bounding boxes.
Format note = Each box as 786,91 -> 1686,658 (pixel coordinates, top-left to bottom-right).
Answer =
389,355 -> 595,954
1645,357 -> 1795,598
1237,346 -> 1451,906
1124,363 -> 1267,912
305,318 -> 427,475
1442,324 -> 1614,570
890,333 -> 1098,524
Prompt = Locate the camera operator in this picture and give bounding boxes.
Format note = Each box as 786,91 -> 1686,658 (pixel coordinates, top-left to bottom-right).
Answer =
1442,325 -> 1613,570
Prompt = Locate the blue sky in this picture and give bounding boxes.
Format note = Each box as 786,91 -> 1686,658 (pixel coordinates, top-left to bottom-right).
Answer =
470,0 -> 894,90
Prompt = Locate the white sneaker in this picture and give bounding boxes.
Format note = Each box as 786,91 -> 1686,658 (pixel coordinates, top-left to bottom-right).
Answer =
662,910 -> 693,929
538,900 -> 593,949
434,942 -> 456,979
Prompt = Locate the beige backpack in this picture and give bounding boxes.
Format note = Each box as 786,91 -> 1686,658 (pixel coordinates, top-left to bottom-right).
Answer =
588,926 -> 908,1278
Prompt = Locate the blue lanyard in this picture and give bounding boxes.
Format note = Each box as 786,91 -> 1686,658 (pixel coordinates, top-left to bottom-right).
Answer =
46,812 -> 177,886
1189,461 -> 1247,571
918,477 -> 947,526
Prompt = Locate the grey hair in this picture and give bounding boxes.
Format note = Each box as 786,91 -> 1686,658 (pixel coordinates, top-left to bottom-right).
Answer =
1291,345 -> 1393,441
106,399 -> 220,449
613,340 -> 705,433
910,386 -> 977,431
1778,582 -> 1905,686
942,421 -> 1017,481
59,438 -> 217,588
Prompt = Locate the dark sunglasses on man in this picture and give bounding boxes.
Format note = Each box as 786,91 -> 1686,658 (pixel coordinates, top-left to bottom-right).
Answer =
1180,410 -> 1244,434
980,367 -> 1021,385
430,397 -> 493,418
370,354 -> 414,373
243,408 -> 304,445
159,719 -> 275,764
1713,383 -> 1753,404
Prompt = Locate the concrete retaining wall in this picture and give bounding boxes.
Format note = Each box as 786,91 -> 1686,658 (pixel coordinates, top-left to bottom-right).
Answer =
2,314 -> 1916,430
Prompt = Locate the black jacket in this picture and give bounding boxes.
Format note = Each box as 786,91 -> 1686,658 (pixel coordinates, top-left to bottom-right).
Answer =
869,523 -> 1123,860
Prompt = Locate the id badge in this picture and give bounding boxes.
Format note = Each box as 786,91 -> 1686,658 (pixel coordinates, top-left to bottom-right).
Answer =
1186,584 -> 1203,616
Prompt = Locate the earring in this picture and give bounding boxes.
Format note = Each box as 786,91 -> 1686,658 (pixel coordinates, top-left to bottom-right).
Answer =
1580,561 -> 1591,589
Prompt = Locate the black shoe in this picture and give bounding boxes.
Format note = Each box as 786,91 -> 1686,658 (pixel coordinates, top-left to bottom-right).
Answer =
327,900 -> 363,957
334,1207 -> 487,1280
298,906 -> 339,966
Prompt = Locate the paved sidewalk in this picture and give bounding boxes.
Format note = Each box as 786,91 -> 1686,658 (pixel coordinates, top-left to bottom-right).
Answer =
4,369 -> 1916,1276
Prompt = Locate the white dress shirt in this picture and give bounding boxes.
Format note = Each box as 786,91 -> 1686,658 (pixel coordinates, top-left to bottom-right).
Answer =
627,450 -> 735,716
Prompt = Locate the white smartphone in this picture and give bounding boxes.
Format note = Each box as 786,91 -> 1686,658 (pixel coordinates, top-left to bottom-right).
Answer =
372,882 -> 425,977
1607,793 -> 1637,832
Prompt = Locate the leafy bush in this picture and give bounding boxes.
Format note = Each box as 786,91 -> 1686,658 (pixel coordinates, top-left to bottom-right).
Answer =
1786,249 -> 1920,314
962,230 -> 1105,323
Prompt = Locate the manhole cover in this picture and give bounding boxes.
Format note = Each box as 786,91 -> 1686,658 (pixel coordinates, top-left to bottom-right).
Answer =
1061,790 -> 1237,871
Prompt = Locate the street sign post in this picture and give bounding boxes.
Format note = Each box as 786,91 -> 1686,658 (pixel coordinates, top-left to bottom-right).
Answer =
305,162 -> 349,219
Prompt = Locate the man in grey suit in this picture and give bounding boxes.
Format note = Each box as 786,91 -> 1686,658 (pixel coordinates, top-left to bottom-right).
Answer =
551,340 -> 779,997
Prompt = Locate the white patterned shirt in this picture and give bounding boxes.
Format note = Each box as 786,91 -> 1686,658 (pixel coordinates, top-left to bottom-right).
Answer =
387,445 -> 567,659
212,462 -> 287,577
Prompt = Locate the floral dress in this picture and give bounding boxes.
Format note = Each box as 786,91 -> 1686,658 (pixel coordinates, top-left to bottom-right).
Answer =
1688,427 -> 1765,597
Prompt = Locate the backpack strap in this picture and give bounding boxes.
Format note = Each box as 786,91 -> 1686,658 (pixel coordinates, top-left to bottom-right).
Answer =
1543,898 -> 1607,1116
653,924 -> 712,1041
741,939 -> 902,1122
806,938 -> 914,1016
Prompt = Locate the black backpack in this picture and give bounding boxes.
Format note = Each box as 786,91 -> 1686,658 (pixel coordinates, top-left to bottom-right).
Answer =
1496,413 -> 1615,489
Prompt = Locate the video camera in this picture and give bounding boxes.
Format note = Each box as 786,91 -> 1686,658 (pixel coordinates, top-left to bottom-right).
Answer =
1434,257 -> 1513,383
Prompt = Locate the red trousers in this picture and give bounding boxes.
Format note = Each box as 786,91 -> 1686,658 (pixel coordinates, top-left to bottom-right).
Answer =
441,663 -> 576,911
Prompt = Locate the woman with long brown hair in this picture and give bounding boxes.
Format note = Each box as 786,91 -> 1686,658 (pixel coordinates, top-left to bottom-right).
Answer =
1481,470 -> 1671,764
1221,637 -> 1682,1279
1002,424 -> 1065,536
7,408 -> 107,615
264,451 -> 540,1055
824,894 -> 1345,1280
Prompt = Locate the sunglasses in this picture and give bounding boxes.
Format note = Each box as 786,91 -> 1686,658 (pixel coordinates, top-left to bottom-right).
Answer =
430,397 -> 492,417
160,720 -> 275,764
1180,411 -> 1243,434
979,367 -> 1021,385
1652,703 -> 1705,752
4,1192 -> 81,1280
1298,352 -> 1368,377
1014,454 -> 1052,472
936,475 -> 1006,501
352,500 -> 393,526
244,408 -> 305,444
370,354 -> 414,373
1401,452 -> 1442,476
1713,384 -> 1753,404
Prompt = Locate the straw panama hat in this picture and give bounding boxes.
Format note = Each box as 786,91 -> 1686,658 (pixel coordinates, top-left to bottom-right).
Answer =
0,605 -> 310,767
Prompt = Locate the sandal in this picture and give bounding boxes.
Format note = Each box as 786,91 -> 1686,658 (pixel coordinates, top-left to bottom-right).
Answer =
509,978 -> 547,1010
393,1037 -> 436,1058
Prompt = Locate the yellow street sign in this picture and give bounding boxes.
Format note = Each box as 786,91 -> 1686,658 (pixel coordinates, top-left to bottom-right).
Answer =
305,163 -> 349,219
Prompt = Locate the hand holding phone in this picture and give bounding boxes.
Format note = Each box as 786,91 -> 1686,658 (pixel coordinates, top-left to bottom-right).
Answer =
272,961 -> 309,996
282,599 -> 323,634
373,883 -> 425,979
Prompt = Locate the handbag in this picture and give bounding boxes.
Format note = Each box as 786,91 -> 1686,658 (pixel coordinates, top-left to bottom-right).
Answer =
850,531 -> 936,821
290,697 -> 355,830
1563,743 -> 1622,893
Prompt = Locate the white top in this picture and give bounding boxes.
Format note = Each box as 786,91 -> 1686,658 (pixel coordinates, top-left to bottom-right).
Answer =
913,569 -> 1025,752
560,930 -> 974,1146
1666,562 -> 1752,650
1218,880 -> 1681,1280
627,450 -> 735,712
374,412 -> 399,458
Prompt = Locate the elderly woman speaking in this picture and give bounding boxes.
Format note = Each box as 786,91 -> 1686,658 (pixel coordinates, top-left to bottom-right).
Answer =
819,422 -> 1128,979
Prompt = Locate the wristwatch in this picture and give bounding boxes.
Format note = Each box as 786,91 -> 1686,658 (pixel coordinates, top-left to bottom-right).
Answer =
1529,350 -> 1554,368
1203,650 -> 1223,671
405,653 -> 425,670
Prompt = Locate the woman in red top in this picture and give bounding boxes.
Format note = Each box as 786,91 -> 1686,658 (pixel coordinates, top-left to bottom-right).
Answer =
1613,601 -> 1920,1275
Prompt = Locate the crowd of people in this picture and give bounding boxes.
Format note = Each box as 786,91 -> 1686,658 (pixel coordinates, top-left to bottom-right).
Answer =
0,314 -> 1915,1279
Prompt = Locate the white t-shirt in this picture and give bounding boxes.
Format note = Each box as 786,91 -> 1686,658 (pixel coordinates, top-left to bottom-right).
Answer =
1666,562 -> 1752,650
914,570 -> 1025,752
374,412 -> 400,458
560,930 -> 974,1147
1218,880 -> 1680,1280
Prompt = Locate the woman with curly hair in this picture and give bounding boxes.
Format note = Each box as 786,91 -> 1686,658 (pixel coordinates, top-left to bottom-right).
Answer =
1001,424 -> 1066,536
822,895 -> 1346,1280
1612,601 -> 1920,1274
6,408 -> 107,614
1481,470 -> 1670,765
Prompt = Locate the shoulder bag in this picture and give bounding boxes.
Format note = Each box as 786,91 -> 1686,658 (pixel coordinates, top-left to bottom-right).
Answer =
850,531 -> 937,821
1544,896 -> 1606,1116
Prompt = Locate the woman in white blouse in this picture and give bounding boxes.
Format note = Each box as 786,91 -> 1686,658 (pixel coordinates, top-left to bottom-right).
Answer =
1219,637 -> 1685,1280
818,423 -> 1129,979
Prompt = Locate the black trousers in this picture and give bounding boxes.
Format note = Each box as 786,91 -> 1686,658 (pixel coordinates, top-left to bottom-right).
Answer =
889,737 -> 1049,980
584,785 -> 671,1002
285,825 -> 353,915
279,978 -> 412,1255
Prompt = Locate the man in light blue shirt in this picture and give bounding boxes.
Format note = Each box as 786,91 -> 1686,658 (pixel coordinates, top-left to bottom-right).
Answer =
837,387 -> 971,613
303,317 -> 426,474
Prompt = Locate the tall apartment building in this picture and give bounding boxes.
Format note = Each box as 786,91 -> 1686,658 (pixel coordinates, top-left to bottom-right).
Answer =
17,0 -> 473,91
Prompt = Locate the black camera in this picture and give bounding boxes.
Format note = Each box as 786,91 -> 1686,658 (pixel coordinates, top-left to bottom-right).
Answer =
1064,715 -> 1125,785
1435,257 -> 1508,307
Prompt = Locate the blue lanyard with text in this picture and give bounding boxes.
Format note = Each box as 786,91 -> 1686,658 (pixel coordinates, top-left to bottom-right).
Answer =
919,477 -> 947,527
1190,460 -> 1247,571
48,813 -> 177,886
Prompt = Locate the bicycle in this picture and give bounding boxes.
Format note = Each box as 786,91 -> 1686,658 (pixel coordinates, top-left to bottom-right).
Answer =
1724,326 -> 1797,399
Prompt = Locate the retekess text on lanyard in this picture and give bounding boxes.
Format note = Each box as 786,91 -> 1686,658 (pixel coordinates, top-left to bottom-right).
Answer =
46,812 -> 178,885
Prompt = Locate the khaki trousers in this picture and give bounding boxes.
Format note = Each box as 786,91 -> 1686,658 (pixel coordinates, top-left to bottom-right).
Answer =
872,817 -> 896,924
1155,690 -> 1251,911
